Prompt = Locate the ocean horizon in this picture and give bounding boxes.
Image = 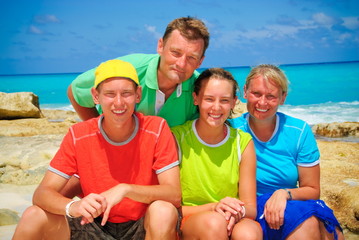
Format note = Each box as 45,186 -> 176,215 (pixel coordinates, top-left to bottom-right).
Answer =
1,60 -> 358,126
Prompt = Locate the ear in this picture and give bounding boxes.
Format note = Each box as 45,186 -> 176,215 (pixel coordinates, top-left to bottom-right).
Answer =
91,88 -> 100,104
280,92 -> 287,105
157,38 -> 164,55
192,92 -> 199,106
197,55 -> 205,69
231,96 -> 238,109
135,86 -> 142,104
243,85 -> 248,99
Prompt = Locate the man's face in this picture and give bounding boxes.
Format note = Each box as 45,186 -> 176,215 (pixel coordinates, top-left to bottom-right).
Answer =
157,30 -> 205,85
92,77 -> 141,126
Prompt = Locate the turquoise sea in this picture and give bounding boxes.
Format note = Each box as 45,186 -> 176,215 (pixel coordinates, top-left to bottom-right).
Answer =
0,61 -> 358,125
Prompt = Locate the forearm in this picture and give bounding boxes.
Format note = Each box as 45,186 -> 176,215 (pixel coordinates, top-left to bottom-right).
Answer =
114,183 -> 181,208
33,186 -> 73,216
287,186 -> 320,201
67,85 -> 99,121
182,203 -> 216,217
242,203 -> 256,219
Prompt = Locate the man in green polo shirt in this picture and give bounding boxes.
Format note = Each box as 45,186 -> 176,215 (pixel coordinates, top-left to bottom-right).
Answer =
68,16 -> 210,127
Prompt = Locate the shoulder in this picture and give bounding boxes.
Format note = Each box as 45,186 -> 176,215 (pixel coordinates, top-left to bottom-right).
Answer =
235,128 -> 252,140
117,54 -> 159,69
278,112 -> 311,132
136,112 -> 169,133
171,120 -> 194,139
228,113 -> 249,130
68,117 -> 99,139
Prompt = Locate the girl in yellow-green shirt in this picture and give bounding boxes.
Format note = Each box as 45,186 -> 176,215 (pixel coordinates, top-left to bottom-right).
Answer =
171,68 -> 262,240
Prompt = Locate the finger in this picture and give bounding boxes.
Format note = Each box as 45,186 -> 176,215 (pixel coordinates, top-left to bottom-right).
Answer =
101,207 -> 111,226
224,211 -> 231,221
227,216 -> 236,236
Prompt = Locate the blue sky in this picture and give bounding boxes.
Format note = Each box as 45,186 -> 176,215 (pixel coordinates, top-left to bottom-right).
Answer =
1,0 -> 358,75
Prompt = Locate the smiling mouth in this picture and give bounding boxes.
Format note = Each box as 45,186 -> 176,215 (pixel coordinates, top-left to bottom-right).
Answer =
256,108 -> 268,112
209,113 -> 222,119
113,110 -> 125,114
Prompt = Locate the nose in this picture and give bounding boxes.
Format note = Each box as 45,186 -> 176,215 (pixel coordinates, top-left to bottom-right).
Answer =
213,100 -> 221,111
176,55 -> 186,69
114,94 -> 123,107
258,95 -> 267,105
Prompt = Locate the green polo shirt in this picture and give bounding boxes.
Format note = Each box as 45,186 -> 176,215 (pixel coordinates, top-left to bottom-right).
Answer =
71,53 -> 199,127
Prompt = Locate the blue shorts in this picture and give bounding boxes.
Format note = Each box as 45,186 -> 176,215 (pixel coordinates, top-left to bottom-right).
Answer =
256,193 -> 342,240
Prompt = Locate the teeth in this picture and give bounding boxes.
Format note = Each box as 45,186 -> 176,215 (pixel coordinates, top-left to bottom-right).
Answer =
113,110 -> 125,114
209,114 -> 221,118
256,108 -> 268,112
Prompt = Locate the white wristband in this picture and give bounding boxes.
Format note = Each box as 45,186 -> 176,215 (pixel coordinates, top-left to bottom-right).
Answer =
65,200 -> 78,218
241,205 -> 246,218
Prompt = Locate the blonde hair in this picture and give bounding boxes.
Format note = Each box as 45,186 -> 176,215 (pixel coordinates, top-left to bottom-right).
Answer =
245,64 -> 289,94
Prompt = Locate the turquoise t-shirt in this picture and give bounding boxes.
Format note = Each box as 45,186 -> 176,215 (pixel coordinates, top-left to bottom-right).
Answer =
71,54 -> 199,127
228,112 -> 320,196
171,120 -> 252,206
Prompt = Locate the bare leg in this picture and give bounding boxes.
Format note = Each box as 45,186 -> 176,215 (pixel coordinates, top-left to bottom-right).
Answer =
286,216 -> 321,240
12,205 -> 69,240
231,218 -> 262,240
319,221 -> 344,240
181,211 -> 228,240
144,200 -> 178,240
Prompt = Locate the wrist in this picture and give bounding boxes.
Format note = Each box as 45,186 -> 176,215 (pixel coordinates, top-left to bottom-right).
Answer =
65,200 -> 79,218
283,188 -> 292,200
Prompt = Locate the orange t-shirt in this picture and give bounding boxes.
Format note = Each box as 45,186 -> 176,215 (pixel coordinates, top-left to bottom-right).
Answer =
49,112 -> 178,223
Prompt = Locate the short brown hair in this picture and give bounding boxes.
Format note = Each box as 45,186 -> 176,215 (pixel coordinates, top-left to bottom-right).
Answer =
162,16 -> 210,57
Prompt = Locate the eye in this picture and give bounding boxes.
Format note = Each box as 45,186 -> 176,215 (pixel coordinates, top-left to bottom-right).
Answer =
105,92 -> 116,98
171,50 -> 181,57
266,95 -> 276,100
122,91 -> 134,97
252,92 -> 261,98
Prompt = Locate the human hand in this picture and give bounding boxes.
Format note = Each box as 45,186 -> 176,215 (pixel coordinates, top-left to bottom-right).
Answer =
214,197 -> 244,221
264,189 -> 288,229
100,184 -> 128,226
70,193 -> 107,225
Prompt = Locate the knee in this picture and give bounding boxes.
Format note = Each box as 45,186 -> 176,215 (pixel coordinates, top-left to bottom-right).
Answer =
20,205 -> 48,225
146,200 -> 178,227
202,213 -> 227,231
231,218 -> 262,240
302,216 -> 320,230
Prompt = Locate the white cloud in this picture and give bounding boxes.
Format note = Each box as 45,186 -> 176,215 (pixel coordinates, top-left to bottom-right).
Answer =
312,12 -> 336,28
145,25 -> 161,39
342,17 -> 359,30
34,14 -> 61,24
28,25 -> 43,35
336,33 -> 352,43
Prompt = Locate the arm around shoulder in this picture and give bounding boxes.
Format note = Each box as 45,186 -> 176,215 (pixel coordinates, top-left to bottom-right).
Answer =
67,84 -> 99,121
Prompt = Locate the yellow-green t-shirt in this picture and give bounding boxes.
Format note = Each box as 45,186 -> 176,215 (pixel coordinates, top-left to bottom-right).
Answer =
171,120 -> 252,206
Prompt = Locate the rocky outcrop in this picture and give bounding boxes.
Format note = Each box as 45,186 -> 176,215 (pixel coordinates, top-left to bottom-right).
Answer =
0,134 -> 63,185
313,122 -> 359,138
0,92 -> 42,120
0,118 -> 77,137
0,209 -> 19,226
231,99 -> 247,118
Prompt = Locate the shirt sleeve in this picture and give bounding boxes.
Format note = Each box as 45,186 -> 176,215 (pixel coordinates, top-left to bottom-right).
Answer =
297,122 -> 320,166
153,119 -> 179,174
48,128 -> 78,178
238,129 -> 252,154
71,68 -> 97,108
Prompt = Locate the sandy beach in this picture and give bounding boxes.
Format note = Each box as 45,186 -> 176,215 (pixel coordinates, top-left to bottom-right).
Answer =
0,109 -> 358,239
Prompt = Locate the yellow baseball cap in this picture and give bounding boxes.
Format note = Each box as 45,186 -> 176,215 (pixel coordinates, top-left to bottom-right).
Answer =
94,59 -> 139,88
